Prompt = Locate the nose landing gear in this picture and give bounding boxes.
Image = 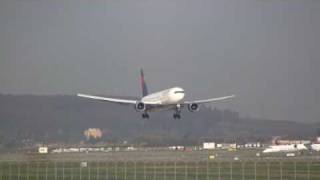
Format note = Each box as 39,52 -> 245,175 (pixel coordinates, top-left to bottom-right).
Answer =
173,113 -> 181,119
173,104 -> 181,119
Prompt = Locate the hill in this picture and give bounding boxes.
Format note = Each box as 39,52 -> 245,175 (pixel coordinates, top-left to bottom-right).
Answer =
0,94 -> 318,147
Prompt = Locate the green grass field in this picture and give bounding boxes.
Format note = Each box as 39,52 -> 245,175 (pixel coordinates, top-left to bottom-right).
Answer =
0,160 -> 320,180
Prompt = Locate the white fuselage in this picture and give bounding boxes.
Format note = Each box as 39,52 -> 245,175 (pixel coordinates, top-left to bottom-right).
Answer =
263,144 -> 307,153
311,144 -> 320,151
141,87 -> 185,105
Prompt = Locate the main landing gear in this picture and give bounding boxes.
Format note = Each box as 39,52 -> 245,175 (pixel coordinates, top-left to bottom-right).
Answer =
142,113 -> 149,119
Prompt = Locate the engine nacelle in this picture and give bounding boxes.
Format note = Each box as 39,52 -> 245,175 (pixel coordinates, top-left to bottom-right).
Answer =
188,103 -> 200,112
135,102 -> 146,112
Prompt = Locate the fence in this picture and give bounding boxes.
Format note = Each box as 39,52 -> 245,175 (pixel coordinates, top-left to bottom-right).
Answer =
0,160 -> 320,180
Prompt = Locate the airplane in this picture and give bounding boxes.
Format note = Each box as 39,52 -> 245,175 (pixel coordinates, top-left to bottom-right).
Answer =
262,144 -> 308,153
77,69 -> 235,119
311,144 -> 320,151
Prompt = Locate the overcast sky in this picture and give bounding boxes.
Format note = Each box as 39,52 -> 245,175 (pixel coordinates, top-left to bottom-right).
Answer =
0,0 -> 319,122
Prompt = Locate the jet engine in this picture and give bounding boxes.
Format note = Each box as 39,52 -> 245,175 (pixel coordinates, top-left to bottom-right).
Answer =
135,102 -> 146,112
188,103 -> 200,112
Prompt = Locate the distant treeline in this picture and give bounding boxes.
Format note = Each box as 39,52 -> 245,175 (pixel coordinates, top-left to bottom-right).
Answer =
0,94 -> 319,148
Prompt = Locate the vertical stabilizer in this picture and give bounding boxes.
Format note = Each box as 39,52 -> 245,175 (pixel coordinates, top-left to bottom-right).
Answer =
140,69 -> 149,97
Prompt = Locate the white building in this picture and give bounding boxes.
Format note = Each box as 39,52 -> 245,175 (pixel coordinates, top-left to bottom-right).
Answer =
203,142 -> 215,150
38,146 -> 48,154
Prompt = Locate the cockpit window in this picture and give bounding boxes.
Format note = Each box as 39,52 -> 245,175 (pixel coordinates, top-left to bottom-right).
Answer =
174,91 -> 185,94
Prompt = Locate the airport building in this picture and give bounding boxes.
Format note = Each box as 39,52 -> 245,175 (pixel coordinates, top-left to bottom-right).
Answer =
203,142 -> 215,149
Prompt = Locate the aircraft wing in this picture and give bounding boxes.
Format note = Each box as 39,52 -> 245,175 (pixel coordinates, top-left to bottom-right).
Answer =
184,95 -> 235,104
77,93 -> 137,104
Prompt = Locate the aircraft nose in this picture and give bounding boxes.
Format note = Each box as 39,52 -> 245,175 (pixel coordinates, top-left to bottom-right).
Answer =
170,87 -> 185,102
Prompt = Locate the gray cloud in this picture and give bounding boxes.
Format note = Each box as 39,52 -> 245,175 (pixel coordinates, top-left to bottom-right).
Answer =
0,0 -> 319,122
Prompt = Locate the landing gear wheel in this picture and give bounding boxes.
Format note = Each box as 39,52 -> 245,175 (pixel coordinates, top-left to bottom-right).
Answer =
173,113 -> 181,119
142,113 -> 149,119
173,104 -> 181,119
